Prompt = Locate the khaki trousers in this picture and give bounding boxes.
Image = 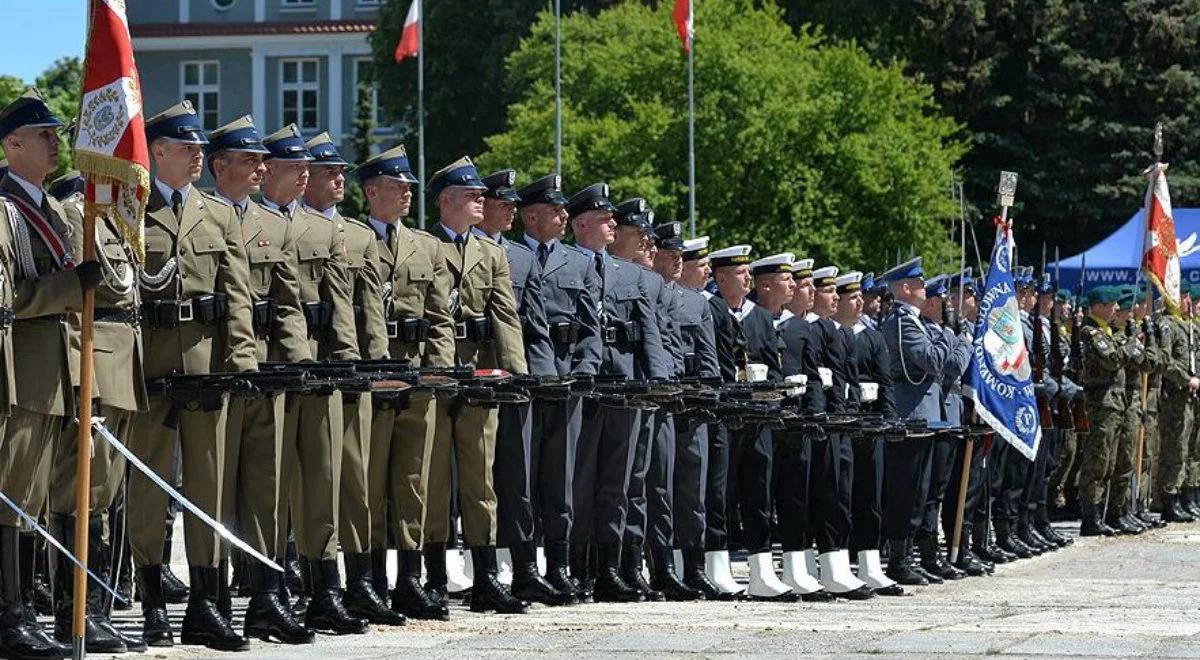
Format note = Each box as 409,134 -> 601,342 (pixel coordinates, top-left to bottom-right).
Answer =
368,392 -> 436,551
425,401 -> 498,547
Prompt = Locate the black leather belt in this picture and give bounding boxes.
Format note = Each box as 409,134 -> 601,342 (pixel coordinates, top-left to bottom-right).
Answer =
141,294 -> 228,329
602,321 -> 642,346
94,307 -> 140,325
549,321 -> 580,345
387,317 -> 430,342
455,317 -> 493,342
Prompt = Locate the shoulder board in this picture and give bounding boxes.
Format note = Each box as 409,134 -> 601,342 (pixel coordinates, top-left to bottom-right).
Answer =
505,238 -> 531,253
199,190 -> 230,206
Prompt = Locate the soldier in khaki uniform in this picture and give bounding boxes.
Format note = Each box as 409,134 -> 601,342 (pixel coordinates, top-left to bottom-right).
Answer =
0,89 -> 93,660
1076,286 -> 1130,537
300,132 -> 403,627
422,156 -> 529,614
51,179 -> 148,654
359,145 -> 455,621
132,101 -> 257,651
206,115 -> 313,645
257,125 -> 366,636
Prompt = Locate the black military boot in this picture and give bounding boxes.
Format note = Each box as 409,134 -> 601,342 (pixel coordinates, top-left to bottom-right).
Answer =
1034,505 -> 1072,547
180,566 -> 249,651
0,525 -> 66,660
343,553 -> 406,625
215,559 -> 232,620
1185,488 -> 1200,518
421,543 -> 450,607
543,542 -> 580,601
136,565 -> 173,647
390,550 -> 449,621
110,537 -> 133,612
509,542 -> 574,607
647,546 -> 702,601
981,522 -> 1018,563
620,544 -> 664,602
159,536 -> 188,604
88,517 -> 145,652
951,526 -> 989,577
304,558 -> 368,635
243,561 -> 315,644
568,543 -> 595,602
370,548 -> 390,600
1017,512 -> 1055,551
1161,493 -> 1196,523
884,538 -> 927,586
468,547 -> 529,614
231,551 -> 251,598
971,524 -> 1006,565
680,547 -> 727,600
18,534 -> 51,618
592,544 -> 643,603
49,516 -> 125,654
1079,508 -> 1116,537
917,532 -> 965,581
994,518 -> 1034,557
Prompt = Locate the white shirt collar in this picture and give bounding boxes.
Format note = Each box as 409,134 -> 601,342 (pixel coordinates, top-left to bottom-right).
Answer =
8,172 -> 44,208
261,196 -> 297,217
774,309 -> 794,328
804,311 -> 820,323
368,217 -> 393,242
853,320 -> 868,334
306,204 -> 336,220
154,179 -> 191,209
730,298 -> 756,322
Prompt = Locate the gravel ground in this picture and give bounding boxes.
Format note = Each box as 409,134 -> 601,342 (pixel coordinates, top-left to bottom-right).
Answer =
76,521 -> 1200,659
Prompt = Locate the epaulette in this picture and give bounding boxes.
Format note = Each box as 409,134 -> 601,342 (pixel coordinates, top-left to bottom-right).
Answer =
505,238 -> 531,253
200,189 -> 231,206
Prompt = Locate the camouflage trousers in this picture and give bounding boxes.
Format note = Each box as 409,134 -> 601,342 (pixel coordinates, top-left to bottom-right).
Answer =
1077,402 -> 1123,511
1157,389 -> 1193,498
1108,390 -> 1144,512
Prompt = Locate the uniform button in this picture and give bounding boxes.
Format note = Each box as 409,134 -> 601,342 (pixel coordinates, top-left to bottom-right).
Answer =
312,250 -> 318,256
180,248 -> 188,255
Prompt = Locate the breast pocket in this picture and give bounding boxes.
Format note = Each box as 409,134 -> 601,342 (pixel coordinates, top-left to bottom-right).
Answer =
548,274 -> 584,318
247,245 -> 284,291
296,241 -> 331,282
186,233 -> 227,279
143,230 -> 173,273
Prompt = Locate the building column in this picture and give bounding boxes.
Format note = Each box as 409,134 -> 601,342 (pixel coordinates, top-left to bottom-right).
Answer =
251,48 -> 266,128
328,48 -> 344,143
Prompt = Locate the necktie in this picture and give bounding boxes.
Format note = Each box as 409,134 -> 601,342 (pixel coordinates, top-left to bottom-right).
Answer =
537,243 -> 549,267
170,190 -> 183,219
594,253 -> 605,282
386,224 -> 397,251
454,234 -> 466,252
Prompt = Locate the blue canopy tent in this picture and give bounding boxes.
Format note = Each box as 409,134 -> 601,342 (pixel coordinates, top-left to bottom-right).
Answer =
1048,208 -> 1200,292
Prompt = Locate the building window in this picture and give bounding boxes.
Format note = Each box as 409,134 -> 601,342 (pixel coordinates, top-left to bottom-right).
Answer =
181,61 -> 220,131
280,58 -> 319,131
353,58 -> 385,126
357,0 -> 382,6
280,0 -> 316,7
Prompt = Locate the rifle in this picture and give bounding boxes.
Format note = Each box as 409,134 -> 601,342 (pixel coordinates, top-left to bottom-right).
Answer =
1070,253 -> 1091,433
147,370 -> 318,429
1031,291 -> 1054,429
1049,275 -> 1074,430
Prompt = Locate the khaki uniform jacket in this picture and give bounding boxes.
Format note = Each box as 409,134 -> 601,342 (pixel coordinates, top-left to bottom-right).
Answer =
335,214 -> 388,361
141,184 -> 257,377
0,175 -> 81,416
374,222 -> 456,366
273,204 -> 357,361
433,227 -> 526,375
0,180 -> 25,416
61,194 -> 147,413
240,200 -> 309,362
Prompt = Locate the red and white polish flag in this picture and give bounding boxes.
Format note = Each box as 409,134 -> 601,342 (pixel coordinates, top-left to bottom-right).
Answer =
1142,160 -> 1181,311
393,0 -> 420,63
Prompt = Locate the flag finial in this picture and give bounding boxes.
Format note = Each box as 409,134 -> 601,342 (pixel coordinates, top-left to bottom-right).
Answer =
997,171 -> 1019,210
1154,122 -> 1164,162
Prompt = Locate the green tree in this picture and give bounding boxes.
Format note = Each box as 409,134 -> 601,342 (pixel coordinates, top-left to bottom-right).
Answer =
341,82 -> 377,221
0,57 -> 82,175
781,1 -> 1200,257
478,1 -> 964,268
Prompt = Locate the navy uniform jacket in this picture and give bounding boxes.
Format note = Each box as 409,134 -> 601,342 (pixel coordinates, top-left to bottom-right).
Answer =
811,315 -> 849,413
853,320 -> 897,418
578,248 -> 670,380
781,314 -> 825,414
884,300 -> 954,421
529,238 -> 602,377
838,323 -> 862,413
677,287 -> 719,379
734,301 -> 784,382
706,293 -> 741,383
477,230 -> 556,375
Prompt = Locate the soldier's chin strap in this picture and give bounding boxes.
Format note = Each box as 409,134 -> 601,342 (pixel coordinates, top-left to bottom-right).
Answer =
0,490 -> 126,604
89,419 -> 284,573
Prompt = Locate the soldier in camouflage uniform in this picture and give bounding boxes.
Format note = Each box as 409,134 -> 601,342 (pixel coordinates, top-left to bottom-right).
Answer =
1155,287 -> 1197,522
1185,285 -> 1200,517
1104,287 -> 1146,534
1134,291 -> 1166,528
1075,286 -> 1130,537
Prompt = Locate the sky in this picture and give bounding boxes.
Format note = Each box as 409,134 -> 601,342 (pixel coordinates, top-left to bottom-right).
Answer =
2,3 -> 87,83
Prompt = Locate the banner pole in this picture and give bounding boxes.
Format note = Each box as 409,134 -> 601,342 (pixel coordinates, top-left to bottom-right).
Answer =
72,204 -> 97,660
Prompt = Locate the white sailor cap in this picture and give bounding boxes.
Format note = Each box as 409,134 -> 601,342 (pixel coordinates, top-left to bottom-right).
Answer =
750,252 -> 795,276
792,258 -> 815,279
709,244 -> 753,268
812,266 -> 840,287
681,236 -> 710,261
836,271 -> 864,293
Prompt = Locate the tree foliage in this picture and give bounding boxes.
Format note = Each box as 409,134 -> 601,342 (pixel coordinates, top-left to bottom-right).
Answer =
477,1 -> 965,268
782,1 -> 1200,257
342,82 -> 377,221
0,57 -> 82,175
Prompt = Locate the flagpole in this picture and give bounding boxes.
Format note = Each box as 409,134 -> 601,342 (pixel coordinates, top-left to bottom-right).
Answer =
554,0 -> 562,177
416,0 -> 425,230
686,0 -> 696,239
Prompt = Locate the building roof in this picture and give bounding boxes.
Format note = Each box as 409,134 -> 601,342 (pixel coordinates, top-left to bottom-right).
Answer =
131,20 -> 375,38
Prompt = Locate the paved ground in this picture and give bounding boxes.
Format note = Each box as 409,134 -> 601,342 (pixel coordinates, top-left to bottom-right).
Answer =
87,521 -> 1200,659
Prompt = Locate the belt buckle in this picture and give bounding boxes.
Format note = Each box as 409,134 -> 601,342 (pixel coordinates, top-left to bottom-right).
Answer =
177,299 -> 194,323
455,322 -> 468,340
386,320 -> 399,339
603,327 -> 617,344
